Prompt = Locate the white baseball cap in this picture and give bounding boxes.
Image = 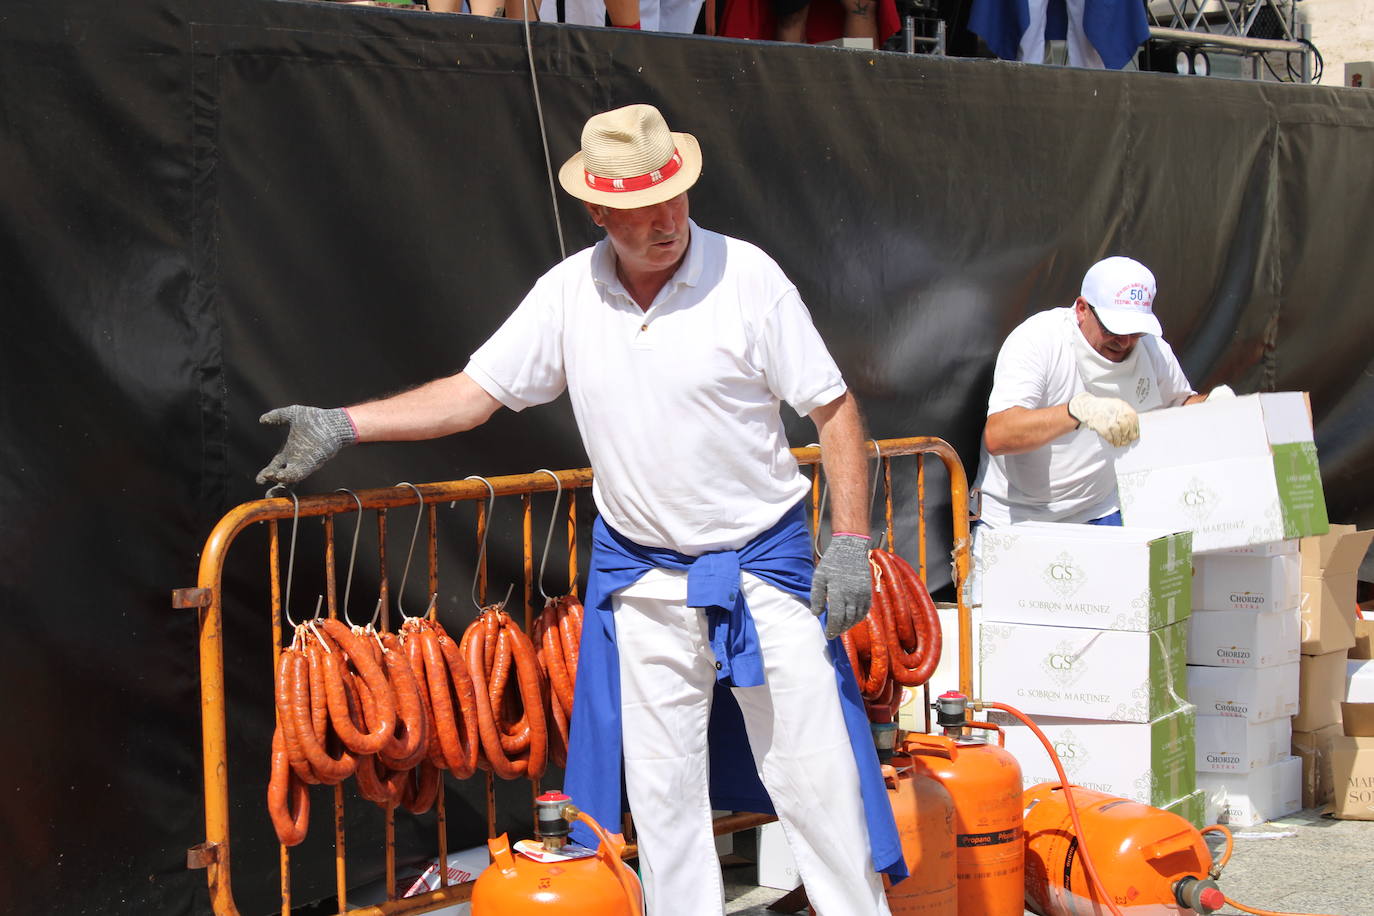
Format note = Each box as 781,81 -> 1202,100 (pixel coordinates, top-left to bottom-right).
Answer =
1080,256 -> 1163,337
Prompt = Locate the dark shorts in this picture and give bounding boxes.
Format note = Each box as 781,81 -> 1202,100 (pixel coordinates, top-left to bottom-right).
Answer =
774,0 -> 811,18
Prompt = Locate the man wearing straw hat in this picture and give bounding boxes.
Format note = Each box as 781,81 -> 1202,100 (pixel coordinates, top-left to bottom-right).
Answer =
257,104 -> 902,915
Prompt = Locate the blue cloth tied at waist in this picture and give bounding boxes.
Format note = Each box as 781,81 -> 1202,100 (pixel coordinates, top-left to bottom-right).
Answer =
561,500 -> 907,882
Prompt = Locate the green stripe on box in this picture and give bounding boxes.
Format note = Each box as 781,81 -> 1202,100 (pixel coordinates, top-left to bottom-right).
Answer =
1272,442 -> 1329,539
1150,707 -> 1196,805
1149,621 -> 1190,722
1148,532 -> 1193,629
1162,790 -> 1207,829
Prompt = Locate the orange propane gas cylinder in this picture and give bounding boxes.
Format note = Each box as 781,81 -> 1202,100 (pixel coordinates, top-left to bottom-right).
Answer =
1023,783 -> 1225,916
882,758 -> 957,915
471,791 -> 644,916
903,693 -> 1025,916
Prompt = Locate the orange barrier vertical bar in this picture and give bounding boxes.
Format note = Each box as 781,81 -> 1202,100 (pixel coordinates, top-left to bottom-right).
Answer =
882,455 -> 894,548
269,519 -> 290,916
566,490 -> 579,597
377,510 -> 390,631
916,454 -> 928,583
522,493 -> 535,630
323,516 -> 349,911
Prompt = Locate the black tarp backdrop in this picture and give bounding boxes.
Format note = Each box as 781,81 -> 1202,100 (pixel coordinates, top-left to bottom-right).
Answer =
3,1 -> 1374,913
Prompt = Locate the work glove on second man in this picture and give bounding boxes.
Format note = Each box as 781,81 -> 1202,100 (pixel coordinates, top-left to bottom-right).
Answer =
812,534 -> 873,640
255,405 -> 358,486
1068,392 -> 1139,448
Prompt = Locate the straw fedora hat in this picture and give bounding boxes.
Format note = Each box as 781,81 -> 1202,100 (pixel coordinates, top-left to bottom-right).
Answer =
558,104 -> 702,209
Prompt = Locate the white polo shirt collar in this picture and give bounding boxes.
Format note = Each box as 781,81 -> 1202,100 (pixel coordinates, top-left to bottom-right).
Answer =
590,219 -> 704,309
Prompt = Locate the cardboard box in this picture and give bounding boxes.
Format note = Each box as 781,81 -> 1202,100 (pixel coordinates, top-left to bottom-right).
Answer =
1186,607 -> 1300,669
1196,715 -> 1291,773
1115,393 -> 1328,552
1192,552 -> 1300,612
756,820 -> 801,890
1299,524 -> 1374,577
1292,723 -> 1342,808
1342,702 -> 1374,737
1299,575 -> 1359,654
1330,736 -> 1374,820
1352,619 -> 1374,661
1197,756 -> 1302,826
1188,662 -> 1299,723
348,845 -> 489,914
1293,650 -> 1349,731
1347,660 -> 1374,703
988,707 -> 1195,806
979,619 -> 1189,723
980,522 -> 1191,631
1161,790 -> 1207,828
1198,539 -> 1298,558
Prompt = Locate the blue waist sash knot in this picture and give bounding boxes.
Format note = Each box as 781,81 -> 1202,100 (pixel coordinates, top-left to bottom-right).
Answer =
561,500 -> 907,882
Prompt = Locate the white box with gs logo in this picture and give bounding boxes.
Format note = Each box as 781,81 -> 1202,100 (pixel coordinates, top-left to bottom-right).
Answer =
979,618 -> 1189,722
980,522 -> 1192,631
1115,392 -> 1328,553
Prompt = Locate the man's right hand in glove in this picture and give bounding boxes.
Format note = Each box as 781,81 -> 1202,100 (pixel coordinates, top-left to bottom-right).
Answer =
1068,392 -> 1139,448
256,406 -> 358,486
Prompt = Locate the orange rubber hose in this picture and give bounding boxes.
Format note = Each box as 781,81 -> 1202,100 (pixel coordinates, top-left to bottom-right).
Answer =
1223,897 -> 1346,916
984,701 -> 1125,916
572,808 -> 643,916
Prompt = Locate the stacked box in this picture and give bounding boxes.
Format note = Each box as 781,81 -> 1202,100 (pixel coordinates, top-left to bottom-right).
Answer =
1293,526 -> 1374,812
1114,392 -> 1328,552
977,523 -> 1196,813
1187,542 -> 1303,820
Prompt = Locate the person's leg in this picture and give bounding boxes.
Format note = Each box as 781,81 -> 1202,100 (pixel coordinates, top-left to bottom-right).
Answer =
1063,0 -> 1104,68
774,0 -> 810,42
615,589 -> 726,916
1018,0 -> 1048,63
731,574 -> 891,916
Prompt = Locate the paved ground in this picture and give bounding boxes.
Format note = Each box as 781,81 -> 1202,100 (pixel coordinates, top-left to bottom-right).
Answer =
723,807 -> 1374,916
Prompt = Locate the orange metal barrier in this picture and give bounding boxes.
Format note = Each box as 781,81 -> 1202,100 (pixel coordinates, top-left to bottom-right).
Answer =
178,436 -> 971,916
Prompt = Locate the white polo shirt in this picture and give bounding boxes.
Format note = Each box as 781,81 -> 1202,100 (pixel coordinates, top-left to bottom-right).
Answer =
465,220 -> 847,555
973,307 -> 1194,527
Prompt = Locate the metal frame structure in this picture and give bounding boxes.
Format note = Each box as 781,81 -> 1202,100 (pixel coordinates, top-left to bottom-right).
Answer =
1145,0 -> 1313,81
179,436 -> 973,916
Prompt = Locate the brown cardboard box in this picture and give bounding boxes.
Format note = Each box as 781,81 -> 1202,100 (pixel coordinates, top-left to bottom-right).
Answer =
1299,525 -> 1374,577
1294,650 -> 1349,731
1351,619 -> 1374,661
1299,575 -> 1358,655
1342,702 -> 1374,737
1330,735 -> 1374,819
1292,724 -> 1342,808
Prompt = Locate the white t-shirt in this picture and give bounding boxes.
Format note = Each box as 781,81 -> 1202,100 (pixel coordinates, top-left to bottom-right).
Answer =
973,307 -> 1195,528
466,220 -> 846,555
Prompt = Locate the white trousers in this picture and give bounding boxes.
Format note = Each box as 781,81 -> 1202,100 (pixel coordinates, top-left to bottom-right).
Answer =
1018,0 -> 1105,68
615,571 -> 890,916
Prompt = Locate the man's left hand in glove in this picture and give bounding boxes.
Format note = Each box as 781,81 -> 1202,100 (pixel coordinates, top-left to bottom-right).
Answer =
811,533 -> 873,640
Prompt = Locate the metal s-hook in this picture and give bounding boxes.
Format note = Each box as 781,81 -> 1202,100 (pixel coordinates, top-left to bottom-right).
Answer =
394,482 -> 428,623
868,438 -> 889,552
273,488 -> 302,629
463,475 -> 497,612
334,488 -> 366,628
533,469 -> 564,602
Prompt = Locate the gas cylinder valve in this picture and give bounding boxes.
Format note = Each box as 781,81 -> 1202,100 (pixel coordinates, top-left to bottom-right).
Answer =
1173,875 -> 1225,913
934,690 -> 969,735
536,791 -> 573,851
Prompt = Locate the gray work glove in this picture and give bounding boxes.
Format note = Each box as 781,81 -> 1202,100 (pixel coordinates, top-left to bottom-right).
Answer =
812,534 -> 873,640
255,406 -> 357,486
1068,392 -> 1139,448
